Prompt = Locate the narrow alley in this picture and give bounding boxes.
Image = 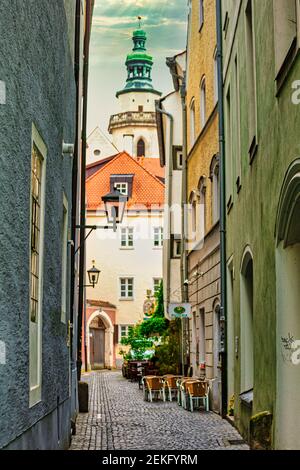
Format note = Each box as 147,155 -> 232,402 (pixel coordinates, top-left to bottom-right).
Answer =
70,372 -> 248,451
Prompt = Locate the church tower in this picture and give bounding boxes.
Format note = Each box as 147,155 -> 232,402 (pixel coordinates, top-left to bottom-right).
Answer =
108,28 -> 161,158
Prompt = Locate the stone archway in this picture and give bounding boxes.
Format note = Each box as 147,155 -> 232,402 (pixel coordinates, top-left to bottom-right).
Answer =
275,159 -> 300,449
86,310 -> 114,370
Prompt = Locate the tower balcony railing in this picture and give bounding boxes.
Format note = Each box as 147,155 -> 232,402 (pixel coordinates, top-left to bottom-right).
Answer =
108,111 -> 157,131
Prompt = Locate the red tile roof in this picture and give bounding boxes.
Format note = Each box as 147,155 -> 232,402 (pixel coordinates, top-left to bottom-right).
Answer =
136,156 -> 165,181
86,152 -> 165,210
86,154 -> 117,179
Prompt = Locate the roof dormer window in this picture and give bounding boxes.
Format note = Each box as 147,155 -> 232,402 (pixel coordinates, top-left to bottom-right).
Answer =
114,182 -> 128,196
110,174 -> 134,198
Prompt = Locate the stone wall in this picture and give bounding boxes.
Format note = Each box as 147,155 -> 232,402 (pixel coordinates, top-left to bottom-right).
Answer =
0,0 -> 77,449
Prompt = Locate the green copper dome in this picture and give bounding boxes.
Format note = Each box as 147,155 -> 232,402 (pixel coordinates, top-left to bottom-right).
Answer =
116,29 -> 161,97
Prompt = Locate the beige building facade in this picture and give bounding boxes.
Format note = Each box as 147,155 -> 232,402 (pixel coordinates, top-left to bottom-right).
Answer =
185,0 -> 221,413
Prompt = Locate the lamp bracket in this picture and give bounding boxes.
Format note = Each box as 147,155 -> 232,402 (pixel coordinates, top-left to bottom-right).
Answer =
74,224 -> 115,255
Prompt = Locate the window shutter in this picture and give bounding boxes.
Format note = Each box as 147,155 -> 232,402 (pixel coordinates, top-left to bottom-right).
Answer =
114,325 -> 119,344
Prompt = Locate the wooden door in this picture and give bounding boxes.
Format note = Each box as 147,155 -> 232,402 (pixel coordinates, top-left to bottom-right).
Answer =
90,328 -> 105,369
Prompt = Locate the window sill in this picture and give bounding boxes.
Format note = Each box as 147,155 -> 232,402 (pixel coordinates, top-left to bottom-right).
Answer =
119,298 -> 134,301
227,195 -> 233,214
276,38 -> 299,96
236,176 -> 242,194
120,247 -> 134,250
153,246 -> 163,250
249,135 -> 258,165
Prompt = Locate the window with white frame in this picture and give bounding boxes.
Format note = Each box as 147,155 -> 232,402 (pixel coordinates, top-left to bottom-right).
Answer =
153,278 -> 162,295
29,124 -> 46,407
120,278 -> 134,299
153,227 -> 163,247
119,325 -> 132,339
114,182 -> 128,195
200,77 -> 206,129
120,227 -> 134,248
61,195 -> 68,323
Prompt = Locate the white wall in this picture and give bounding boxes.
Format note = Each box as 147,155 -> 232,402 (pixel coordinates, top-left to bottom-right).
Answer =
118,91 -> 160,113
160,91 -> 183,313
87,127 -> 119,165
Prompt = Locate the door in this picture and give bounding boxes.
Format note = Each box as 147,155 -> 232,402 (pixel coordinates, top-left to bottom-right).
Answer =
90,328 -> 105,369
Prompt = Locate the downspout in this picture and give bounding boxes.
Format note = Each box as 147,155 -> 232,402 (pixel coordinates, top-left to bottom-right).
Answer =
155,102 -> 174,310
77,0 -> 92,382
70,0 -> 81,366
180,74 -> 188,304
216,0 -> 228,419
180,75 -> 189,370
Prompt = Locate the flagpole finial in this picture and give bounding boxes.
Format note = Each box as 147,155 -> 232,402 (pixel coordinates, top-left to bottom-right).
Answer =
137,16 -> 142,29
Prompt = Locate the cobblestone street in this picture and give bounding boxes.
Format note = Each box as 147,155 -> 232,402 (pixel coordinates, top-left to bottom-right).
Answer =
70,371 -> 249,451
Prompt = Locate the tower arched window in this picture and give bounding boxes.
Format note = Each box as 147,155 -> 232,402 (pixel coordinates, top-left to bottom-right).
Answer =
137,139 -> 145,157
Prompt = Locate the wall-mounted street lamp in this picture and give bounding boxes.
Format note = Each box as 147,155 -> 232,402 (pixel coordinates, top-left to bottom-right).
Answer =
85,260 -> 101,288
75,189 -> 128,254
102,188 -> 127,231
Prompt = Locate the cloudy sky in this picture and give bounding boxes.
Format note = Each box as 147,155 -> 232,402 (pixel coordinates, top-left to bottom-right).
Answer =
87,0 -> 188,136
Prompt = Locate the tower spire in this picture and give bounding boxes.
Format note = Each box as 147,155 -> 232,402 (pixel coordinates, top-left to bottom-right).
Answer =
116,27 -> 161,97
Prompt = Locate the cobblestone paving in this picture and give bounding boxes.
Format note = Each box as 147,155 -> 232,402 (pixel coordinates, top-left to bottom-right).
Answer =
70,371 -> 249,451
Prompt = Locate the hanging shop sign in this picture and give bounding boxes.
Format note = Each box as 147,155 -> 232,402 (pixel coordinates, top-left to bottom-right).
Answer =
143,298 -> 156,317
168,303 -> 192,319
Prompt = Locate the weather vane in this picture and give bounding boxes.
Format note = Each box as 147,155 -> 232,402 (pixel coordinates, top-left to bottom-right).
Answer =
137,16 -> 142,28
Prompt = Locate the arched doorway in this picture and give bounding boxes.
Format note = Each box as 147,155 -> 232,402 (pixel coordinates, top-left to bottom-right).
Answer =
89,317 -> 105,369
275,159 -> 300,449
240,247 -> 254,393
86,310 -> 114,370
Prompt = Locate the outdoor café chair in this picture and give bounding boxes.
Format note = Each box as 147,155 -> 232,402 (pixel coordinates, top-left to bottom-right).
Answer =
143,376 -> 166,402
180,379 -> 201,410
186,380 -> 209,412
163,375 -> 180,402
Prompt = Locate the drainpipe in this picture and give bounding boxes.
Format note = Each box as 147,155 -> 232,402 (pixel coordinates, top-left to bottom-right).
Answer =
155,102 -> 174,310
77,0 -> 93,382
70,0 -> 82,367
216,0 -> 228,419
180,75 -> 189,373
180,74 -> 188,305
